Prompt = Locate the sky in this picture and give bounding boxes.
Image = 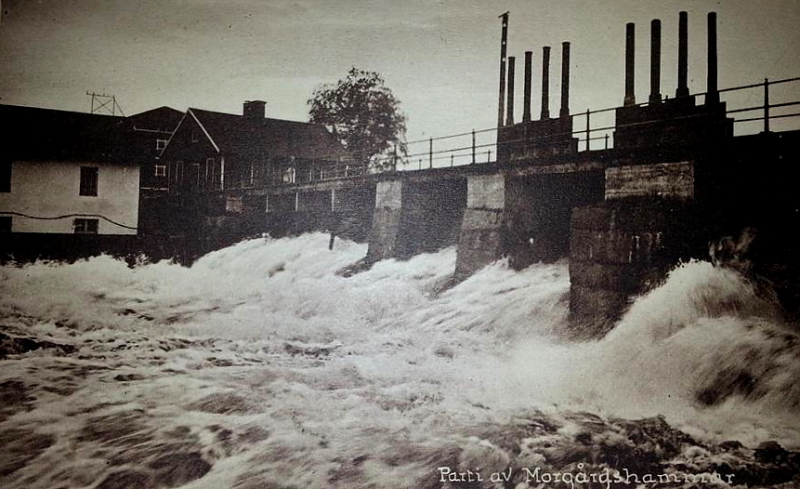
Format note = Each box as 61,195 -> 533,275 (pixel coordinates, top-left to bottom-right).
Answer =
1,0 -> 799,149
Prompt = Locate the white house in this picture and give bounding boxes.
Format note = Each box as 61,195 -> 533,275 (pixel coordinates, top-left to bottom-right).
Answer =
0,104 -> 140,235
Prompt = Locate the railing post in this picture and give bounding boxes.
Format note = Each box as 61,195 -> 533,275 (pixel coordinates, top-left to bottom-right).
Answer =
585,109 -> 591,151
429,138 -> 433,169
450,154 -> 454,167
472,130 -> 476,164
418,158 -> 422,170
488,150 -> 492,163
605,134 -> 609,150
393,143 -> 398,171
764,78 -> 770,133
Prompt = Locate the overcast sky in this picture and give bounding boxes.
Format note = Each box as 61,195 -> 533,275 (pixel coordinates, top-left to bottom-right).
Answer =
1,0 -> 798,145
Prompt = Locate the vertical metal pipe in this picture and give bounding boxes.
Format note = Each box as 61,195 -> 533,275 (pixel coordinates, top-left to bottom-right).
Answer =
649,19 -> 662,104
676,11 -> 690,98
471,130 -> 476,164
764,78 -> 770,133
429,138 -> 433,169
541,46 -> 551,119
506,56 -> 516,125
523,51 -> 533,122
624,23 -> 636,106
706,12 -> 720,105
498,12 -> 509,127
560,41 -> 571,117
585,109 -> 591,151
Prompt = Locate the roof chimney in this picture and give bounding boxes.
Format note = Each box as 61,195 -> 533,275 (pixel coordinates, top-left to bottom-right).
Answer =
541,46 -> 551,120
244,100 -> 266,118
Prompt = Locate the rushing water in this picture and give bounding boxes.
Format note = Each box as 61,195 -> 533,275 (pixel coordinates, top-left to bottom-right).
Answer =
1,233 -> 798,488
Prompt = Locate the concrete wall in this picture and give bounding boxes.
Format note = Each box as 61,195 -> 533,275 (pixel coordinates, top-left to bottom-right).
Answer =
0,160 -> 139,235
569,200 -> 700,337
366,180 -> 404,262
605,161 -> 694,200
454,174 -> 507,278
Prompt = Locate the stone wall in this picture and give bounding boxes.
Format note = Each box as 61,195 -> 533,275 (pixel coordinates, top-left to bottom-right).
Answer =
569,200 -> 701,337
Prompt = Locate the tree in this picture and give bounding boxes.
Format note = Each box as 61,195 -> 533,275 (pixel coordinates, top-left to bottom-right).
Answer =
308,68 -> 407,171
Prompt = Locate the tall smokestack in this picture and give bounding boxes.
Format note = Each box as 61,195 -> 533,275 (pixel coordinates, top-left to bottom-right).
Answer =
624,23 -> 636,106
649,19 -> 662,104
523,51 -> 533,123
706,12 -> 719,105
506,56 -> 516,125
676,11 -> 690,98
498,12 -> 509,127
541,46 -> 551,120
560,41 -> 571,117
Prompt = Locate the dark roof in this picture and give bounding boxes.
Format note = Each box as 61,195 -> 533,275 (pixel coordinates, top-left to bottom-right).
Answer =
128,106 -> 183,133
189,108 -> 347,160
0,104 -> 126,163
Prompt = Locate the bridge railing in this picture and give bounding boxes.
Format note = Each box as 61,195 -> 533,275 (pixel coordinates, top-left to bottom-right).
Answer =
265,75 -> 800,185
381,75 -> 800,172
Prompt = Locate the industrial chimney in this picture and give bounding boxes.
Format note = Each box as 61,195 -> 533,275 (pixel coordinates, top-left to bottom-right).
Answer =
523,51 -> 533,123
541,46 -> 551,120
676,11 -> 690,98
706,12 -> 720,105
506,57 -> 516,125
624,23 -> 636,106
649,19 -> 662,104
560,41 -> 571,117
243,100 -> 266,118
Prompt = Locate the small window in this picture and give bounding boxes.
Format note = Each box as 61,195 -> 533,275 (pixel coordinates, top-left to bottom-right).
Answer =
1,160 -> 11,192
191,131 -> 199,143
79,167 -> 98,196
156,139 -> 168,151
74,218 -> 99,234
155,164 -> 167,177
0,216 -> 11,232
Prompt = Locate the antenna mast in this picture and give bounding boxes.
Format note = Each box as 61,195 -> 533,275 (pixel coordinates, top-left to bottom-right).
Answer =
86,91 -> 125,116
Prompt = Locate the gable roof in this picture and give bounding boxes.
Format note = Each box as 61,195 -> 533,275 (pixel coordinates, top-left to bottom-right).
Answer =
188,108 -> 347,160
0,104 -> 126,163
128,106 -> 183,133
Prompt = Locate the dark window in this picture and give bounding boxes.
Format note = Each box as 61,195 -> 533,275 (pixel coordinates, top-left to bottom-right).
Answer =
79,167 -> 98,196
155,164 -> 166,177
0,161 -> 10,192
191,131 -> 199,143
0,216 -> 11,232
74,218 -> 99,234
156,139 -> 168,151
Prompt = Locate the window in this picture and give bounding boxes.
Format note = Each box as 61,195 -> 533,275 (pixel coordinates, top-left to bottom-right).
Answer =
79,167 -> 98,196
191,131 -> 199,143
0,216 -> 11,232
74,218 -> 99,234
1,160 -> 10,192
156,139 -> 168,151
155,164 -> 167,177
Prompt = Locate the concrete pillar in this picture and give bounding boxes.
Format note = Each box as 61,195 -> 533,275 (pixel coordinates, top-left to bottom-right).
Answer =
455,174 -> 506,278
366,180 -> 403,262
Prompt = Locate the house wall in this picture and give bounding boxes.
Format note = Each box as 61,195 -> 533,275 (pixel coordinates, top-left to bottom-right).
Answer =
0,160 -> 139,235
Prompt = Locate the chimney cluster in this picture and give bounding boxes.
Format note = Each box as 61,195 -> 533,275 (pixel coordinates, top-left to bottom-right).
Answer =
496,14 -> 572,128
623,12 -> 719,107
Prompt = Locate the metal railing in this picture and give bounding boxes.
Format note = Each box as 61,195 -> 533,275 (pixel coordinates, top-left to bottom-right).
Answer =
257,75 -> 800,186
